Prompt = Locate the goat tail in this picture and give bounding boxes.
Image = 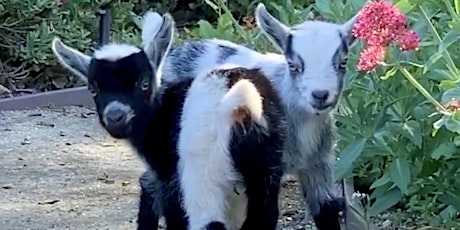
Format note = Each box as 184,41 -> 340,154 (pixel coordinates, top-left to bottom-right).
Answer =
220,79 -> 268,132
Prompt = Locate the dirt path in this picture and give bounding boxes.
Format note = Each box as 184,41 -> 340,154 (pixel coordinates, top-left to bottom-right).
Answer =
1,106 -> 321,230
3,105 -> 425,230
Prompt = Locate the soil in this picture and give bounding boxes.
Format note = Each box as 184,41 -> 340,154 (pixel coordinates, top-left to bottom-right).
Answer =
0,106 -> 419,230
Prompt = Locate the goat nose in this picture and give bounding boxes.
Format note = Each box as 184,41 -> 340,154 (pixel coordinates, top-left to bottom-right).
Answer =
105,109 -> 126,124
311,90 -> 329,102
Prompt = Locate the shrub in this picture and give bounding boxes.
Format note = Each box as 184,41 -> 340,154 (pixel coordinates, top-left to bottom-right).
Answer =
0,0 -> 146,93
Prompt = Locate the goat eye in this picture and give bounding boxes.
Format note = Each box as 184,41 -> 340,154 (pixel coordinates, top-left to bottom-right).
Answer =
288,62 -> 299,74
339,58 -> 348,70
141,81 -> 149,91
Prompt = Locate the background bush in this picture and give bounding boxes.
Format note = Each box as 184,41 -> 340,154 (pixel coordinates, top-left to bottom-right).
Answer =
1,0 -> 459,228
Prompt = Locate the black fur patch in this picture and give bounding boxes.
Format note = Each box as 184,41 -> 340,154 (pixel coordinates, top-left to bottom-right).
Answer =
166,40 -> 207,78
206,221 -> 227,230
313,197 -> 345,230
216,45 -> 238,64
219,67 -> 287,230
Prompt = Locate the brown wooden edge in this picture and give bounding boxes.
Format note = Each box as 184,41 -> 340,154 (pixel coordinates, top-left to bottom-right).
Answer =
0,87 -> 95,111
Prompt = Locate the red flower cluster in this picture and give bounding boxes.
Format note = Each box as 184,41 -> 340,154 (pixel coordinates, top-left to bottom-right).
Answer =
352,0 -> 420,72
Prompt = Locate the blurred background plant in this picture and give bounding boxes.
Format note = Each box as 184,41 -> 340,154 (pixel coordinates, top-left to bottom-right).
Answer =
1,0 -> 459,228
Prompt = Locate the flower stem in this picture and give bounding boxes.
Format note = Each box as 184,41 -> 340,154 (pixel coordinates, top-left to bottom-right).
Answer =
399,67 -> 450,114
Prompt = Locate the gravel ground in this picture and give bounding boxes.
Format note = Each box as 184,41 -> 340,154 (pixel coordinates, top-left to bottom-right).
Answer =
0,106 -> 426,230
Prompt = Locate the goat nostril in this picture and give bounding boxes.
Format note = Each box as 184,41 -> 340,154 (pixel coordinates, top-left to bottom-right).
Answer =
106,110 -> 126,124
311,90 -> 329,101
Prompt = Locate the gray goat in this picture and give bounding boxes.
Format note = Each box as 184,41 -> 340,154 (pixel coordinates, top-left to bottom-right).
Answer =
145,3 -> 359,229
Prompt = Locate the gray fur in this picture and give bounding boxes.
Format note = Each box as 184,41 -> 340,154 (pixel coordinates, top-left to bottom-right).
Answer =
162,40 -> 207,79
216,45 -> 238,63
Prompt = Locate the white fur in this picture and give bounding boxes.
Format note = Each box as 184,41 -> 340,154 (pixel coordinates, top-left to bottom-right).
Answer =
221,79 -> 267,129
93,43 -> 142,61
178,67 -> 266,230
140,12 -> 175,89
141,11 -> 164,51
51,37 -> 91,82
290,21 -> 345,112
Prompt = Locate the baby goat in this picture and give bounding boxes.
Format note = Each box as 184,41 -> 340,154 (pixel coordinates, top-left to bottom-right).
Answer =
155,3 -> 360,229
52,13 -> 188,230
51,11 -> 286,230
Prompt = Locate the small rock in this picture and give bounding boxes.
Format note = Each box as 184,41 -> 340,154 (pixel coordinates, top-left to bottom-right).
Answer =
101,143 -> 115,147
104,179 -> 115,184
65,142 -> 72,146
21,137 -> 31,145
58,162 -> 66,166
59,131 -> 66,136
28,113 -> 42,117
36,121 -> 55,127
2,184 -> 13,189
286,217 -> 293,221
121,181 -> 130,186
38,199 -> 60,205
381,219 -> 392,228
283,209 -> 297,217
84,134 -> 91,138
81,112 -> 95,118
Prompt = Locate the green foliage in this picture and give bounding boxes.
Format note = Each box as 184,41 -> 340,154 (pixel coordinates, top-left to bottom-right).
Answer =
183,0 -> 460,227
0,0 -> 146,91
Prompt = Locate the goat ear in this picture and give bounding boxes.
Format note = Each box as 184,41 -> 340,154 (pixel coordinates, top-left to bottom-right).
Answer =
51,37 -> 91,83
142,12 -> 175,69
340,13 -> 359,47
255,3 -> 290,53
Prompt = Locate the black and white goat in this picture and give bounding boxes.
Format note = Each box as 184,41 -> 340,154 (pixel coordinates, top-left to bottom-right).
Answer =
51,10 -> 286,230
153,3 -> 360,230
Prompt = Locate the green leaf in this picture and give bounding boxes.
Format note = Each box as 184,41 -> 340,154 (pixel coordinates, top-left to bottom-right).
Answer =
368,188 -> 403,216
438,191 -> 460,211
334,138 -> 367,180
400,121 -> 423,147
370,173 -> 391,189
204,0 -> 219,12
389,158 -> 411,195
440,79 -> 460,90
441,88 -> 460,102
395,0 -> 413,13
445,115 -> 460,134
315,0 -> 332,16
438,31 -> 460,53
431,142 -> 457,160
424,52 -> 443,73
197,20 -> 216,38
